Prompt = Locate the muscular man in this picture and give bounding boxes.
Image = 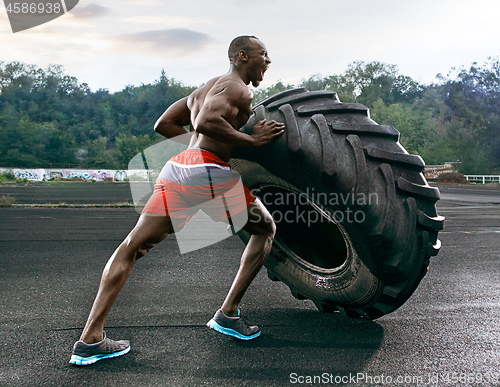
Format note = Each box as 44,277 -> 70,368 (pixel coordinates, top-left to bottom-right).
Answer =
70,36 -> 285,366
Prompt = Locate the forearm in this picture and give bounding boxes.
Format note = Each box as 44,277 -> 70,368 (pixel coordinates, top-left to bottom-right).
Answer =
154,97 -> 191,140
154,120 -> 190,138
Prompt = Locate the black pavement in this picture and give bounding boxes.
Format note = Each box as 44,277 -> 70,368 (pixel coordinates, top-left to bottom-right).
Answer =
0,181 -> 135,204
1,184 -> 499,386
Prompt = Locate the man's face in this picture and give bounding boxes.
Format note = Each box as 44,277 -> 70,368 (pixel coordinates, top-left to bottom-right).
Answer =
246,39 -> 271,87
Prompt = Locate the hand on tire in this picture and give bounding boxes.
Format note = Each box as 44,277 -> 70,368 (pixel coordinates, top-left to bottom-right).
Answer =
251,119 -> 285,147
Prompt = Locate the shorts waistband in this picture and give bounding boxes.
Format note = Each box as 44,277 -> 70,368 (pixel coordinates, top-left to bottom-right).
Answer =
173,148 -> 229,168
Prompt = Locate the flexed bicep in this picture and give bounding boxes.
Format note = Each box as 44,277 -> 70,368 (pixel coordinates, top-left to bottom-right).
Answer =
193,92 -> 239,133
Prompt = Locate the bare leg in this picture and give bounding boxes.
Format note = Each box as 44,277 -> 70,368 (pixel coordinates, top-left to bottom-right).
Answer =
79,214 -> 174,344
221,199 -> 276,317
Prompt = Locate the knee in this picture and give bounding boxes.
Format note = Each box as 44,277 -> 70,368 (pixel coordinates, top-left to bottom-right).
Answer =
135,241 -> 157,260
122,236 -> 157,260
261,212 -> 276,241
269,217 -> 277,239
245,200 -> 276,240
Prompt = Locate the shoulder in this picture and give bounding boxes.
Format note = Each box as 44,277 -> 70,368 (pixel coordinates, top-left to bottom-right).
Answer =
188,76 -> 222,109
214,77 -> 252,107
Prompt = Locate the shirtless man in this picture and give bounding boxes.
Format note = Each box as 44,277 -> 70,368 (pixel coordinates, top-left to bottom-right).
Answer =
70,36 -> 285,366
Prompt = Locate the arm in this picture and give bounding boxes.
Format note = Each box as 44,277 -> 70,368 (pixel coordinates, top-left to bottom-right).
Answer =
194,84 -> 284,147
194,87 -> 256,147
154,97 -> 191,142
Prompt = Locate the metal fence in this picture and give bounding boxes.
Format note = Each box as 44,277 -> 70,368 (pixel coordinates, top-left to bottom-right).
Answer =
465,175 -> 500,184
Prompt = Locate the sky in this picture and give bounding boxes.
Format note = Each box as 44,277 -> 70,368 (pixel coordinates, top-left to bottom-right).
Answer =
1,0 -> 499,93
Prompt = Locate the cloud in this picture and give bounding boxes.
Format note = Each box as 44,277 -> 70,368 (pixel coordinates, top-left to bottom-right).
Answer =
112,28 -> 214,57
121,0 -> 161,4
122,15 -> 216,28
69,4 -> 111,19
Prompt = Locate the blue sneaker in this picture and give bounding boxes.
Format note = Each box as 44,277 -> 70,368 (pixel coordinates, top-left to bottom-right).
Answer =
207,309 -> 261,340
69,332 -> 130,366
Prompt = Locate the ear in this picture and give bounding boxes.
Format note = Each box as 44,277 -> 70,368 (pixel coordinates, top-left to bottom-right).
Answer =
238,50 -> 249,62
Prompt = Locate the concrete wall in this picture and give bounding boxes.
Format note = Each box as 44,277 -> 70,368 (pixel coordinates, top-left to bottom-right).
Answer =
0,168 -> 151,182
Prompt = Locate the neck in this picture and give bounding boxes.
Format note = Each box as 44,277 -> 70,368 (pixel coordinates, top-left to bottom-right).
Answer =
229,63 -> 250,85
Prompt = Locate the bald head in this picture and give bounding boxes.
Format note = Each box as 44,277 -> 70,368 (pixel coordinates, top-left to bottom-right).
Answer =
228,35 -> 259,63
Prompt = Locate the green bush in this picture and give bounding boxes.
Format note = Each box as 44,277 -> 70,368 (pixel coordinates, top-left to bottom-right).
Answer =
0,171 -> 17,183
436,172 -> 468,184
0,195 -> 16,207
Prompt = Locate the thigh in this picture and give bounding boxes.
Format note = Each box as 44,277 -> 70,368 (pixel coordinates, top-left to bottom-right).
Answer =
126,213 -> 176,247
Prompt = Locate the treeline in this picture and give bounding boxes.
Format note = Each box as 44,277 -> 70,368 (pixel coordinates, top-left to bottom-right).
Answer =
1,58 -> 499,173
0,62 -> 194,169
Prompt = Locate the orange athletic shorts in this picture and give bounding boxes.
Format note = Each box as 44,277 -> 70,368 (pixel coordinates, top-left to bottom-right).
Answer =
142,148 -> 255,229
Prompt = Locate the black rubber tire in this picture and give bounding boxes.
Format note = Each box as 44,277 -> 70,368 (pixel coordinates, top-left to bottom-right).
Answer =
230,88 -> 444,319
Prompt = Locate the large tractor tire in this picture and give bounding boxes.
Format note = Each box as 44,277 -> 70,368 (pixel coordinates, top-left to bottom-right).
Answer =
231,88 -> 444,319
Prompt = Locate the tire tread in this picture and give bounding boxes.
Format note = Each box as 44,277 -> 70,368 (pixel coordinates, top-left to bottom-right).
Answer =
297,102 -> 368,116
396,177 -> 440,201
267,90 -> 340,111
330,124 -> 400,140
278,104 -> 302,155
347,134 -> 369,197
364,145 -> 425,170
311,114 -> 336,178
417,211 -> 445,231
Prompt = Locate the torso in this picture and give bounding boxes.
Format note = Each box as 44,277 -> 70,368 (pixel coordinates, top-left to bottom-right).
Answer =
187,74 -> 252,161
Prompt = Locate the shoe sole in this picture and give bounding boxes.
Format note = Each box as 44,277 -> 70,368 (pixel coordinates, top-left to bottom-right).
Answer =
206,319 -> 261,340
69,346 -> 131,366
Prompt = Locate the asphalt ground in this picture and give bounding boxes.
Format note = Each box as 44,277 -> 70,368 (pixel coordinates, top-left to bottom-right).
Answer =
1,183 -> 499,386
0,181 -> 135,204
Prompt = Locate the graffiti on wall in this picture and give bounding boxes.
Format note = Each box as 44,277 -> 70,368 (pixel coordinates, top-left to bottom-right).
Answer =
14,170 -> 42,180
63,171 -> 110,180
0,168 -> 147,182
424,163 -> 458,181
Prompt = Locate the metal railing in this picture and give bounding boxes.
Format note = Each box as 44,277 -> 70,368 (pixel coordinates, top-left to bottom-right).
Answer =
465,175 -> 500,184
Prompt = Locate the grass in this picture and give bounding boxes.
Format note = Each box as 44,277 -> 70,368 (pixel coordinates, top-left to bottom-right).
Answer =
0,195 -> 16,207
10,201 -> 135,208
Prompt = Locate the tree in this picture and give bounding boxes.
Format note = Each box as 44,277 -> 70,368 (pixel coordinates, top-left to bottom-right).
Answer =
114,133 -> 156,169
252,80 -> 294,104
0,113 -> 46,167
370,98 -> 433,156
84,136 -> 117,168
431,57 -> 500,173
1,58 -> 498,173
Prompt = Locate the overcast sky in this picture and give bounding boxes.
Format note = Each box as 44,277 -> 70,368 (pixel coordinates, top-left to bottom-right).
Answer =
1,0 -> 499,92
